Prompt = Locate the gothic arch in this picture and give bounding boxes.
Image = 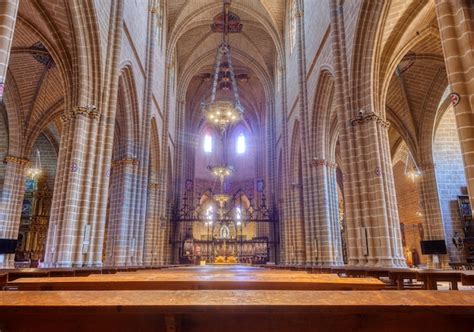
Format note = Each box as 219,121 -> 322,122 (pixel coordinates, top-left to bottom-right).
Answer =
311,68 -> 336,160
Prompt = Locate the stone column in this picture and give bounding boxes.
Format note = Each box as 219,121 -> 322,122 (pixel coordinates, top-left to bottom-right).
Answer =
293,0 -> 309,266
417,163 -> 449,267
435,0 -> 474,209
105,158 -> 140,266
144,182 -> 160,265
293,0 -> 343,266
278,62 -> 291,264
0,0 -> 18,100
44,106 -> 101,267
418,163 -> 445,239
0,155 -> 27,267
307,159 -> 344,265
330,0 -> 406,268
340,116 -> 405,267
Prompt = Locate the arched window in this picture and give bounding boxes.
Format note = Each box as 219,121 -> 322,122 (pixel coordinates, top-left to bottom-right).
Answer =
235,207 -> 242,226
204,134 -> 213,153
289,0 -> 297,52
236,133 -> 246,154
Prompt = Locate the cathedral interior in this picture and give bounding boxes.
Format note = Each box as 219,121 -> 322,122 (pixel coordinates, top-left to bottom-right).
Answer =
0,0 -> 473,331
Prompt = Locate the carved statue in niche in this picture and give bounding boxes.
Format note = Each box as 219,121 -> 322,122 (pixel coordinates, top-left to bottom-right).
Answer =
213,223 -> 236,240
220,224 -> 230,239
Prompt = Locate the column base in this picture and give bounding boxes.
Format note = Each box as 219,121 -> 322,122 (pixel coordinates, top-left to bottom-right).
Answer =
0,254 -> 15,268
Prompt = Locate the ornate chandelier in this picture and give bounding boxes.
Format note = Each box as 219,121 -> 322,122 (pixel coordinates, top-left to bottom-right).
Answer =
203,100 -> 242,133
26,149 -> 42,180
207,164 -> 235,185
201,3 -> 244,134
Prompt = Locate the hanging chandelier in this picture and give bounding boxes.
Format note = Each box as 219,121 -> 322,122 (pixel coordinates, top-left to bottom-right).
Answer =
404,151 -> 421,182
201,2 -> 244,134
207,164 -> 235,185
26,149 -> 42,180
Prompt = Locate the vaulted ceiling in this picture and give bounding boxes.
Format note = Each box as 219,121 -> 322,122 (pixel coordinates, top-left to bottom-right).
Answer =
169,0 -> 286,132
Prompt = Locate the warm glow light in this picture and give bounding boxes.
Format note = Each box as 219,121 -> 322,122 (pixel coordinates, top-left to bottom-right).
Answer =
202,101 -> 242,133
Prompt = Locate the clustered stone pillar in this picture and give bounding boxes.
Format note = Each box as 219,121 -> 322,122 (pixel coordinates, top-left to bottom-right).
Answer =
418,163 -> 445,240
0,0 -> 21,267
105,158 -> 140,266
306,160 -> 343,265
418,163 -> 448,266
0,0 -> 18,101
291,0 -> 343,266
342,118 -> 405,267
0,156 -> 28,267
330,0 -> 405,267
44,107 -> 102,267
435,0 -> 474,210
144,182 -> 161,265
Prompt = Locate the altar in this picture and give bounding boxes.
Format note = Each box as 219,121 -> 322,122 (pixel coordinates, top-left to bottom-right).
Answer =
181,236 -> 269,264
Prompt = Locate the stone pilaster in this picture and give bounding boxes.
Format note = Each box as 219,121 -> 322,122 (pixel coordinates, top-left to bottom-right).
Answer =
0,0 -> 19,100
435,0 -> 474,211
0,155 -> 28,267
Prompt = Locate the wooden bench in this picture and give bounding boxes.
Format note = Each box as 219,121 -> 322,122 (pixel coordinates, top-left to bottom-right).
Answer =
416,270 -> 462,290
0,290 -> 473,331
74,268 -> 103,276
47,268 -> 76,277
8,271 -> 385,291
0,272 -> 7,290
7,269 -> 51,281
461,271 -> 474,286
388,269 -> 419,290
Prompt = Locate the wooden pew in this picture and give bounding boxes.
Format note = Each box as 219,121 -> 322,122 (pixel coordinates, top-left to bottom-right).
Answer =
47,268 -> 75,277
388,269 -> 419,290
0,290 -> 473,332
0,272 -> 7,290
416,270 -> 462,290
74,268 -> 103,276
7,269 -> 50,281
461,271 -> 474,286
101,268 -> 118,274
8,273 -> 385,291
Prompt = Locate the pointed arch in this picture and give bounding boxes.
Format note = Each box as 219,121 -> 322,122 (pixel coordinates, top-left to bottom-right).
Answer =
311,68 -> 336,160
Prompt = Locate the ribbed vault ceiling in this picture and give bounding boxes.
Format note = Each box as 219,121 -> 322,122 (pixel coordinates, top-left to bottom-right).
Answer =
170,0 -> 285,131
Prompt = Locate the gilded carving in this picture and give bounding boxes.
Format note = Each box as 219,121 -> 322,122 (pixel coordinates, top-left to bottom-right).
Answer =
61,105 -> 100,123
4,155 -> 29,166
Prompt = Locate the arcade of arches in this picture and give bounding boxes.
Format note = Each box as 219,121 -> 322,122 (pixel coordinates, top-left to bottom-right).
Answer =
0,0 -> 472,270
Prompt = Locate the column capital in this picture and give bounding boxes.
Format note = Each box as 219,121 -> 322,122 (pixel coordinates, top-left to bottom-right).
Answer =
310,158 -> 338,169
112,158 -> 140,168
350,111 -> 390,128
3,155 -> 29,166
61,105 -> 100,122
295,10 -> 304,18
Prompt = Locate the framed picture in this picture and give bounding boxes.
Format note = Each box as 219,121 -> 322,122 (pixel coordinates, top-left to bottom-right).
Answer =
256,179 -> 264,193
